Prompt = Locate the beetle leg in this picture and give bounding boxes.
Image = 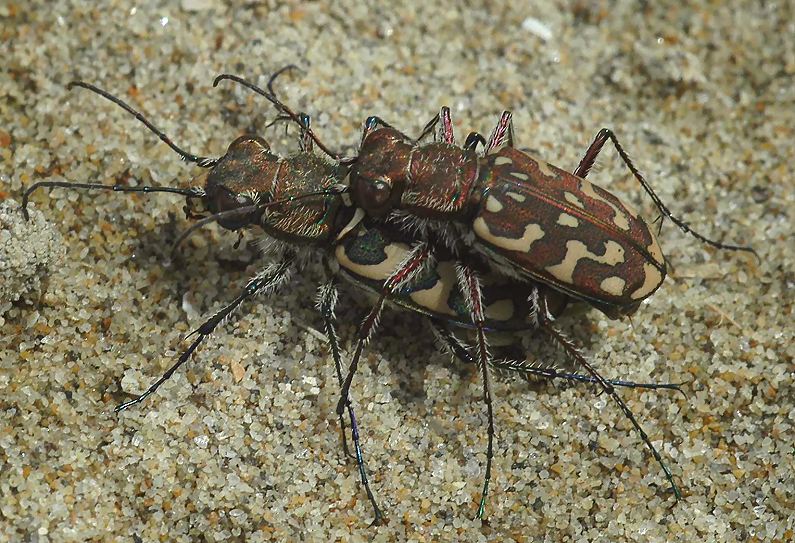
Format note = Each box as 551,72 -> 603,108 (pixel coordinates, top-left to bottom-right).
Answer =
574,129 -> 757,257
437,106 -> 455,143
414,105 -> 456,144
296,111 -> 315,153
316,280 -> 385,526
417,111 -> 440,141
485,111 -> 515,153
335,243 -> 432,418
495,356 -> 686,395
432,323 -> 684,394
115,256 -> 294,412
315,283 -> 351,456
541,323 -> 683,500
453,264 -> 495,520
528,285 -> 683,500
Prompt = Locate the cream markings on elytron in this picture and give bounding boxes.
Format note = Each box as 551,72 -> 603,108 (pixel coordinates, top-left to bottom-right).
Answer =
630,262 -> 665,300
506,191 -> 526,202
405,260 -> 459,316
600,276 -> 627,296
493,156 -> 512,166
530,156 -> 556,177
564,191 -> 585,209
512,172 -> 529,181
557,213 -> 580,228
579,178 -> 631,231
647,239 -> 665,266
334,239 -> 411,281
483,298 -> 516,321
485,195 -> 504,213
472,217 -> 546,253
334,239 -> 460,317
545,239 -> 626,284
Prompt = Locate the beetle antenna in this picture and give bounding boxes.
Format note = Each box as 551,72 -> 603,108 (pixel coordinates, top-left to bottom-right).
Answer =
212,71 -> 352,162
67,81 -> 218,168
21,180 -> 202,221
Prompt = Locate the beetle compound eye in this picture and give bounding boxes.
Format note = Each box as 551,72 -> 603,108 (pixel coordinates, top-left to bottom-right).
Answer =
351,173 -> 394,216
214,188 -> 252,213
372,180 -> 391,205
206,187 -> 256,230
359,178 -> 392,210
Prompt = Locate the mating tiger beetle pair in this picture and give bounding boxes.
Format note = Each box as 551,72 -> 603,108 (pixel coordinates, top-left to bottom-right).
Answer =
21,67 -> 755,525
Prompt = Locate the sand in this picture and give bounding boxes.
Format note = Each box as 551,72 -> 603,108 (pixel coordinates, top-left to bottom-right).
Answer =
1,1 -> 793,541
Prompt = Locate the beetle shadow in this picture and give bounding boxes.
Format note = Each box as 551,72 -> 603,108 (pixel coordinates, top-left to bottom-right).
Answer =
352,305 -> 602,411
321,296 -> 609,418
131,215 -> 260,301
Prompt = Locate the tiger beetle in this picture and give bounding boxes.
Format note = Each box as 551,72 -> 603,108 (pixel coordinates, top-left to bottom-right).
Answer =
222,70 -> 759,516
21,70 -> 684,524
349,108 -> 758,316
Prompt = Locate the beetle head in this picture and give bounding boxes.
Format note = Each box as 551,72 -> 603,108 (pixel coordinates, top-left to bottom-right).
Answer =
349,118 -> 413,218
198,135 -> 280,230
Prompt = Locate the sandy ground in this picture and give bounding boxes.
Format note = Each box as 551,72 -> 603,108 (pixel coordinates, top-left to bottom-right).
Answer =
1,1 -> 793,541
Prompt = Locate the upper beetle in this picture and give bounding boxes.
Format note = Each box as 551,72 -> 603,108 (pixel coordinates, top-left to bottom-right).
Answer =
349,108 -> 754,319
